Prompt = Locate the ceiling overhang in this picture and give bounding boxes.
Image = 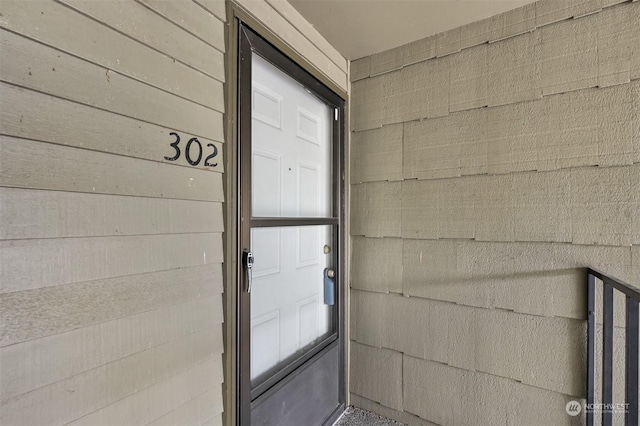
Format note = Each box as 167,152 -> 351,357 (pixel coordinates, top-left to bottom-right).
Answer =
289,0 -> 537,60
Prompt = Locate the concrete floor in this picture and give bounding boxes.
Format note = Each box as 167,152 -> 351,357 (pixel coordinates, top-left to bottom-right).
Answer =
333,407 -> 405,426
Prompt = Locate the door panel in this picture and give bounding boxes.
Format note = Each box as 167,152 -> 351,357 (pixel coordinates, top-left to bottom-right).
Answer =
249,52 -> 336,388
250,225 -> 333,384
251,344 -> 340,426
252,150 -> 281,217
251,53 -> 332,219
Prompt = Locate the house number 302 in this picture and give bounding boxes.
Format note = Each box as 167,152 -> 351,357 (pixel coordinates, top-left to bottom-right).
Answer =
164,132 -> 218,167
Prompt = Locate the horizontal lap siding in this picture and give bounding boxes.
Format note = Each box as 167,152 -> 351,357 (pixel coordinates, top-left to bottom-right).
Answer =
0,189 -> 224,240
0,0 -> 225,424
0,29 -> 223,140
59,0 -> 225,82
1,297 -> 223,403
0,136 -> 224,201
1,329 -> 222,425
0,83 -> 225,171
0,0 -> 224,110
349,0 -> 639,424
0,234 -> 223,293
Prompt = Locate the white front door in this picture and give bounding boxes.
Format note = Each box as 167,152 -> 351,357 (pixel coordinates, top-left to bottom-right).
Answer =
238,25 -> 345,426
250,54 -> 333,382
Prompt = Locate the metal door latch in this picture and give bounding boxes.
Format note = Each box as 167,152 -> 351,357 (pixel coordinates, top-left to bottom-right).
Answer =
243,249 -> 254,293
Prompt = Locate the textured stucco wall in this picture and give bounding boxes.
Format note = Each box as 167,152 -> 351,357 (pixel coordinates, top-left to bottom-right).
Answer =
349,0 -> 639,424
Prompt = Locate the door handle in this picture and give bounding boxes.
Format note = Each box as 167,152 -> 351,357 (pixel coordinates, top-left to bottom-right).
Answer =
324,268 -> 336,305
242,249 -> 254,293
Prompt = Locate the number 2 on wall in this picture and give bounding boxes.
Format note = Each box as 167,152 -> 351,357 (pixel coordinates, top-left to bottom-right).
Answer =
164,132 -> 218,168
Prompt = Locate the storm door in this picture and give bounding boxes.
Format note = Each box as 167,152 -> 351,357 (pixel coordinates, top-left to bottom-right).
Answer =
237,24 -> 345,426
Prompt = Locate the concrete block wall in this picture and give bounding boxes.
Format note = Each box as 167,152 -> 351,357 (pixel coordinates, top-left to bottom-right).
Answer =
349,0 -> 639,424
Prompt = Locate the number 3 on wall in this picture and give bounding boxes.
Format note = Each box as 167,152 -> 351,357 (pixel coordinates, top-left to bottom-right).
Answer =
164,132 -> 218,168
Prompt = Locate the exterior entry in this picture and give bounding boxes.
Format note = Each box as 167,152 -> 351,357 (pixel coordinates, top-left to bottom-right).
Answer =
237,24 -> 346,425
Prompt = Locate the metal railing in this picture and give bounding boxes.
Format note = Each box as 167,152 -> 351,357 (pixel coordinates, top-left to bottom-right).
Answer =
587,268 -> 640,426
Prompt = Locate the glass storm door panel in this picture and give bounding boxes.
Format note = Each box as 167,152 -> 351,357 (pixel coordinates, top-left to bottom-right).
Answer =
251,54 -> 333,219
238,24 -> 344,426
250,225 -> 333,383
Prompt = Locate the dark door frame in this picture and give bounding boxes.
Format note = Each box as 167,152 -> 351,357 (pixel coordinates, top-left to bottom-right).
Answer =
235,22 -> 346,426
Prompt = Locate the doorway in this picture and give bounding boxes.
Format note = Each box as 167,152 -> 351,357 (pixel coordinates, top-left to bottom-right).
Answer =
237,24 -> 346,426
